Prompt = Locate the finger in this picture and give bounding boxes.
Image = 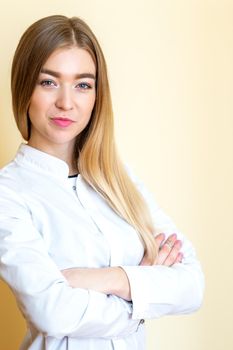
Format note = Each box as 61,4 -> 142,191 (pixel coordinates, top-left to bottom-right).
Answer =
156,233 -> 177,264
163,240 -> 183,266
171,252 -> 183,265
154,233 -> 165,248
174,252 -> 183,264
163,233 -> 177,250
140,233 -> 166,266
163,240 -> 182,266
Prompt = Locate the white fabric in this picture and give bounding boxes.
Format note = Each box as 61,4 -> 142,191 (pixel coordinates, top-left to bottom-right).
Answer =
0,144 -> 204,350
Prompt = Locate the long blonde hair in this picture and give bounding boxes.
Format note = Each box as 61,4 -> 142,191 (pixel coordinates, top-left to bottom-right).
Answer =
11,15 -> 157,262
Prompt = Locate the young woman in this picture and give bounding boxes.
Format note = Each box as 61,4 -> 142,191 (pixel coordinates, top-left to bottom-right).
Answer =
0,15 -> 204,350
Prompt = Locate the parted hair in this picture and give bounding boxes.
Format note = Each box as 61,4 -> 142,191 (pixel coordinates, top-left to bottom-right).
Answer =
11,15 -> 157,262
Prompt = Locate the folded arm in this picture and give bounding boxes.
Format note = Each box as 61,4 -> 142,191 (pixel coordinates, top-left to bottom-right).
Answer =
61,232 -> 183,301
0,186 -> 141,339
62,169 -> 204,321
121,168 -> 205,319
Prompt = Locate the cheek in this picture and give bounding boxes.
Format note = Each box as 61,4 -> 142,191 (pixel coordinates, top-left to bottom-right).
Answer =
79,94 -> 96,115
29,90 -> 53,117
88,93 -> 96,112
29,94 -> 41,116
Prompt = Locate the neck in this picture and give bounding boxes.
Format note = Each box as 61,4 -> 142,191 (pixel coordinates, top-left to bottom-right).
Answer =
27,140 -> 78,176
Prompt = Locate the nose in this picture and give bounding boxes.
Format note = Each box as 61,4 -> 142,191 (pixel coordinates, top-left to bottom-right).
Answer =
55,86 -> 74,111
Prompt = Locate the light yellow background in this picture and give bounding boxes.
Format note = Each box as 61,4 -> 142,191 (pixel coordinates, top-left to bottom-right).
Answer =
0,0 -> 232,349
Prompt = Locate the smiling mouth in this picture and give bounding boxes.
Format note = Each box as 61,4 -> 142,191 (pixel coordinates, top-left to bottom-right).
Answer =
51,117 -> 74,127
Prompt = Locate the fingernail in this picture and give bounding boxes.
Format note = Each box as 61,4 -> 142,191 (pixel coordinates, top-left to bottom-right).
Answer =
175,239 -> 182,245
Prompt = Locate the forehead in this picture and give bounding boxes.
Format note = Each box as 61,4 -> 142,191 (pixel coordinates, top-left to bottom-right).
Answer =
42,46 -> 96,75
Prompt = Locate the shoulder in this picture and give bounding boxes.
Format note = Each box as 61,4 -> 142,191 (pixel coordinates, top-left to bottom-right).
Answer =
0,159 -> 30,211
0,168 -> 31,221
0,159 -> 23,192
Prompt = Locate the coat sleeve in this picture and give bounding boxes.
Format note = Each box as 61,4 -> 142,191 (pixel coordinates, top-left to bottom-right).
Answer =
0,185 -> 140,339
121,167 -> 205,320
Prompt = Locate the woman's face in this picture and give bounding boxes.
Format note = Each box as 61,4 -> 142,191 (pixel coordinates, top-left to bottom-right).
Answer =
28,46 -> 96,153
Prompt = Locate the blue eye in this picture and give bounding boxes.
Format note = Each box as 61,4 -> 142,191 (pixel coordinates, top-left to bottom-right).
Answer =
77,82 -> 92,90
40,80 -> 56,87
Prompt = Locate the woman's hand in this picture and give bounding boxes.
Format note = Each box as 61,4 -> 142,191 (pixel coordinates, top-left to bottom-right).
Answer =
61,233 -> 183,301
140,233 -> 183,266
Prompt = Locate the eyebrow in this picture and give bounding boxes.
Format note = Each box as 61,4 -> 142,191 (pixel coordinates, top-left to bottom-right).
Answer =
40,68 -> 96,80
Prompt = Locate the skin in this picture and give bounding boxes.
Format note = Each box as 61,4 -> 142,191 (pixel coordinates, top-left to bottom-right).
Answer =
28,46 -> 96,175
62,233 -> 183,301
27,45 -> 183,301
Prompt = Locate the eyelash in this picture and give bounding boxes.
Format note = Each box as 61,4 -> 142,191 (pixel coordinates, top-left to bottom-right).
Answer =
77,82 -> 92,90
39,80 -> 55,87
39,80 -> 93,90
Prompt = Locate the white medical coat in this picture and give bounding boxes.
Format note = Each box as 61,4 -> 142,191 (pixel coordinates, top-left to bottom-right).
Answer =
0,144 -> 204,350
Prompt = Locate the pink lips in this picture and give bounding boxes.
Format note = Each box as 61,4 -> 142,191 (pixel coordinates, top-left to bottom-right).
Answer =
51,117 -> 74,127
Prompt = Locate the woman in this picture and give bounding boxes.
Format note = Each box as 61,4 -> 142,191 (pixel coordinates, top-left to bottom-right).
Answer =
0,15 -> 204,350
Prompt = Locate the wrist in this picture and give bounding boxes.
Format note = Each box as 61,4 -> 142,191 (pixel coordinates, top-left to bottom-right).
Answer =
108,267 -> 131,301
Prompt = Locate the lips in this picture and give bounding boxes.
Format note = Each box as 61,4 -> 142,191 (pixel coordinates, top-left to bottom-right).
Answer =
51,117 -> 74,127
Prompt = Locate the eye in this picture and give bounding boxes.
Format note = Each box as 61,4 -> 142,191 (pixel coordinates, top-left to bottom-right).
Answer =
39,79 -> 57,87
76,82 -> 92,90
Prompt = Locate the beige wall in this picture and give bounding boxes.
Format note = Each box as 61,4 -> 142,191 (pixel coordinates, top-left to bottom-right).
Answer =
0,1 -> 232,349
